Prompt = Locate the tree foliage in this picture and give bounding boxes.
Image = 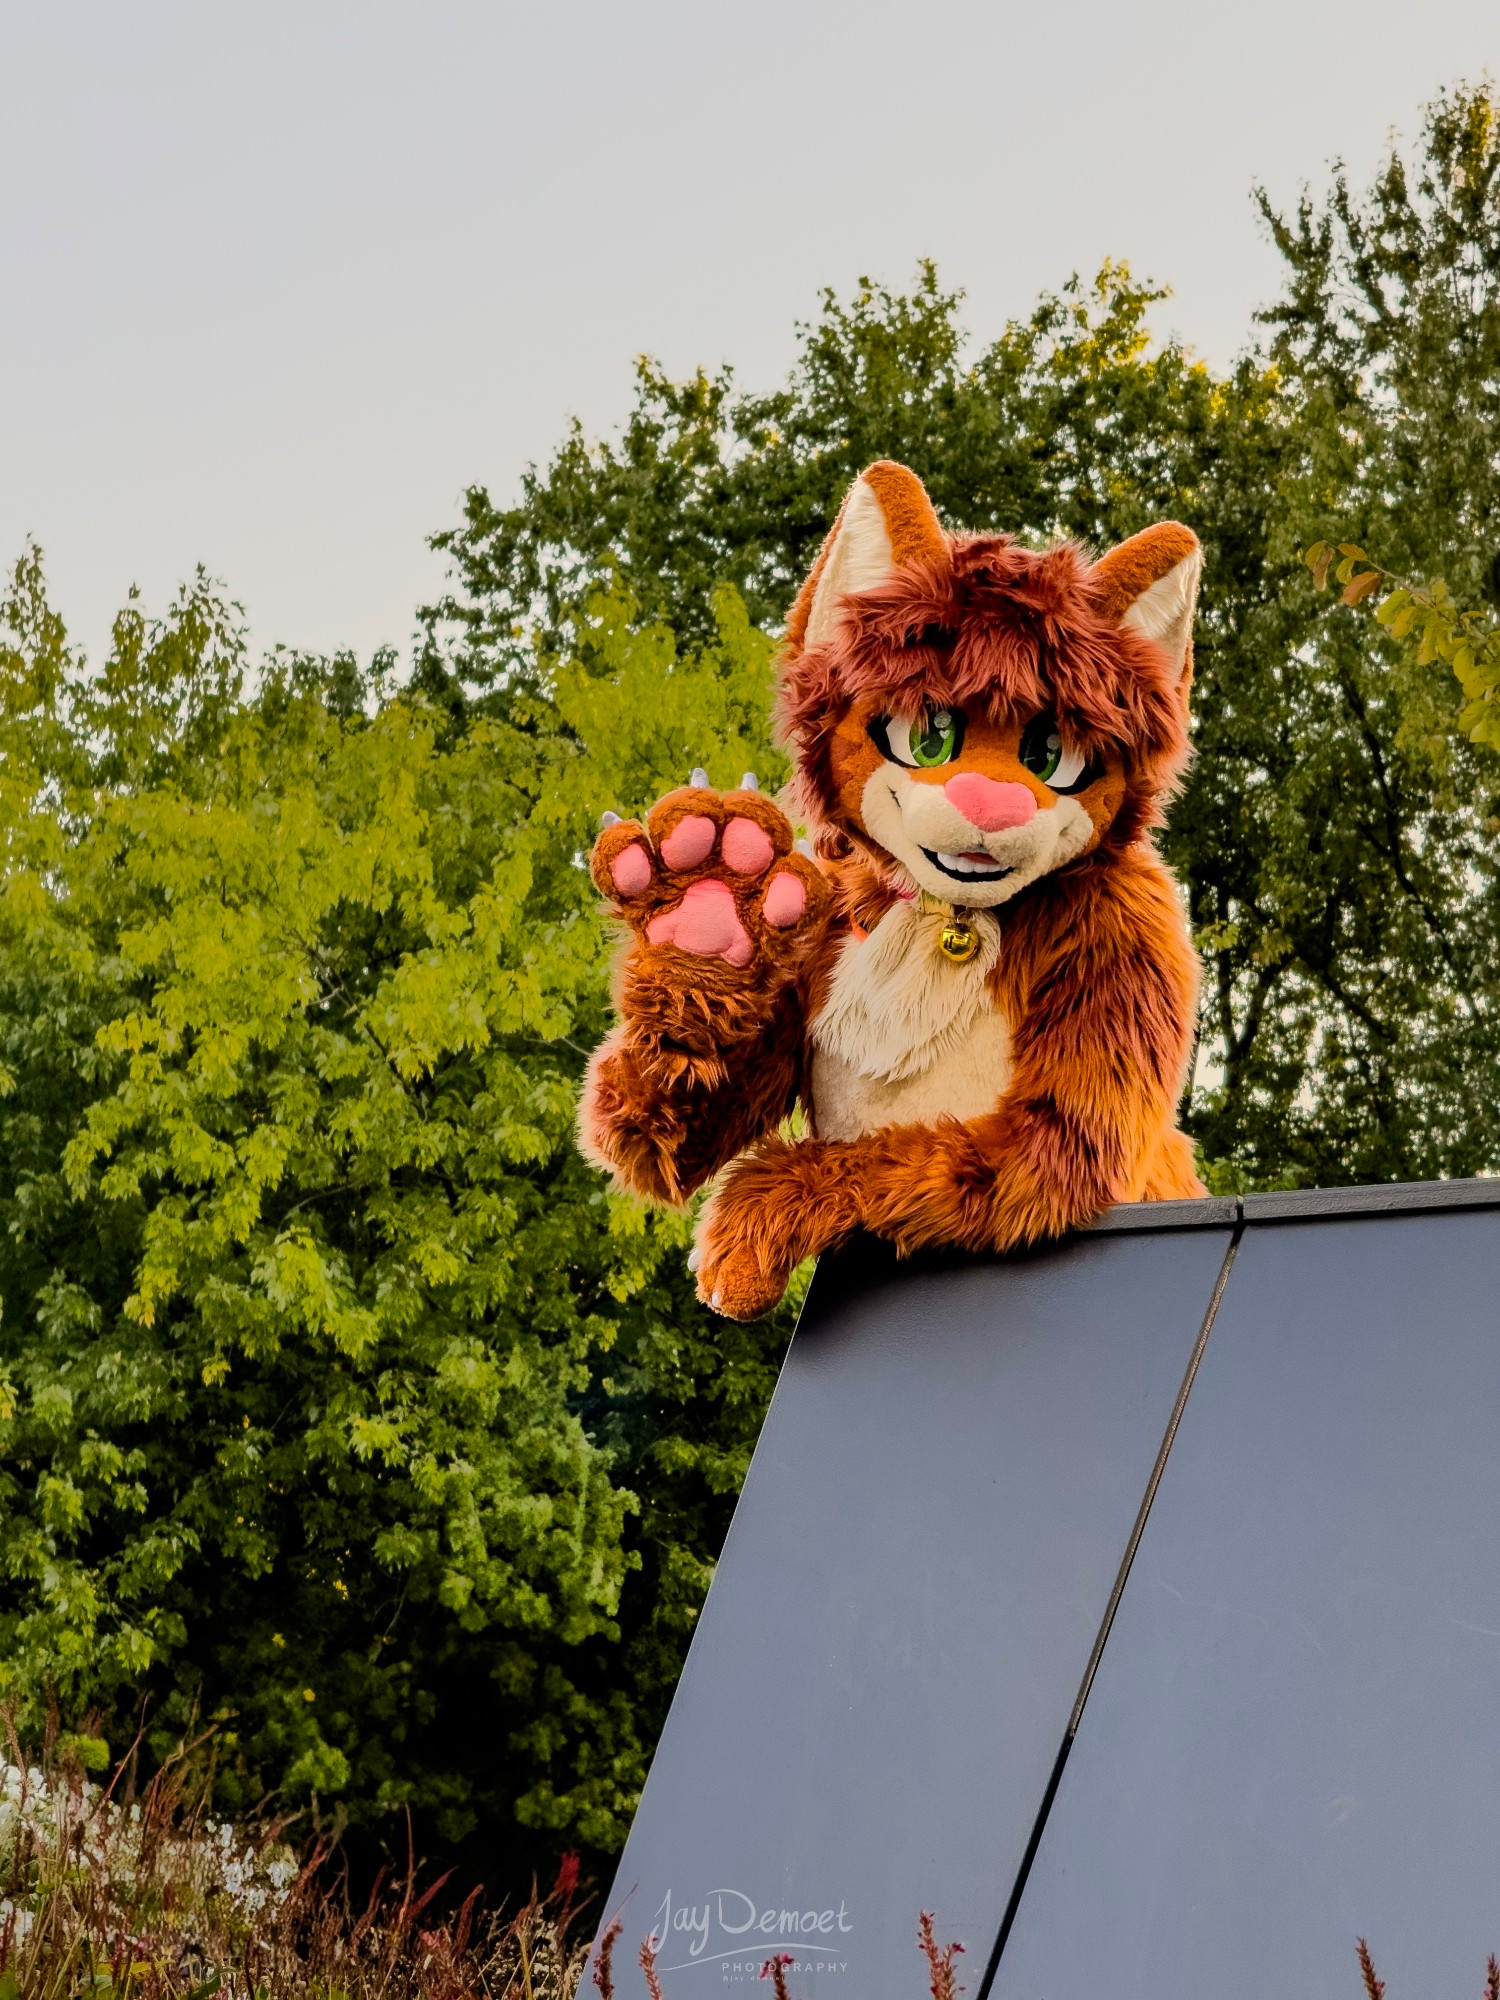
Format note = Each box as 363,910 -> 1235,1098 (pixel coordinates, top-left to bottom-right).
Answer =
1243,80 -> 1500,1180
1305,539 -> 1500,751
0,552 -> 794,1880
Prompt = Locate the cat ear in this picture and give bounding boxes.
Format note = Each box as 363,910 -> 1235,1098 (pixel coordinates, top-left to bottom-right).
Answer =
786,461 -> 947,652
1093,523 -> 1203,687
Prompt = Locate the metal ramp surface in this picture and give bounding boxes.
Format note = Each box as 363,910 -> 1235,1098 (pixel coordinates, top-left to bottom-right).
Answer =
597,1182 -> 1500,2000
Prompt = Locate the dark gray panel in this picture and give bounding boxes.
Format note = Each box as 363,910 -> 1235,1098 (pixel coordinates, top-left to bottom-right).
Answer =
994,1207 -> 1500,2000
597,1227 -> 1234,2000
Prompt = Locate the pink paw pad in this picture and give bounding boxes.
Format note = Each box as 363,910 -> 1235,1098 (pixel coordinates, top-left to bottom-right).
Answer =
763,872 -> 807,928
647,878 -> 754,967
721,816 -> 775,876
660,814 -> 717,870
609,842 -> 653,897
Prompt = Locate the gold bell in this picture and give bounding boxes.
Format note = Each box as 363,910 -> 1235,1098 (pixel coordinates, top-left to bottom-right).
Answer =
938,916 -> 980,963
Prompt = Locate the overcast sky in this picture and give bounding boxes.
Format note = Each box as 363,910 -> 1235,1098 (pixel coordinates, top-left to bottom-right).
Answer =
1,1 -> 1494,666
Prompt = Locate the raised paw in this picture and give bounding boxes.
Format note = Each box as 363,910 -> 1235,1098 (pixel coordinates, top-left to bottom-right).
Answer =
590,777 -> 828,985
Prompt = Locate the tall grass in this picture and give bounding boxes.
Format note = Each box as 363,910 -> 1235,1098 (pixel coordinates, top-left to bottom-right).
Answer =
0,1717 -> 587,2000
0,1712 -> 968,2000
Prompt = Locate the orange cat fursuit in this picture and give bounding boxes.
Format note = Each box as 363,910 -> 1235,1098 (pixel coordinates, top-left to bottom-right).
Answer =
579,461 -> 1206,1319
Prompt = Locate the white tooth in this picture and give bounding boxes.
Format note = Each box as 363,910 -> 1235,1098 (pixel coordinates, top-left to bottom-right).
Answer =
935,850 -> 998,875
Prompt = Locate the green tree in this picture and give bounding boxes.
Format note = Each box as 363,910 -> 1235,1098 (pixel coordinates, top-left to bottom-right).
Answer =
1241,79 -> 1500,1181
0,549 -> 794,1881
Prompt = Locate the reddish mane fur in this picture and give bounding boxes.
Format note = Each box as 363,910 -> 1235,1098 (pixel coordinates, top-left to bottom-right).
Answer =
779,534 -> 1189,851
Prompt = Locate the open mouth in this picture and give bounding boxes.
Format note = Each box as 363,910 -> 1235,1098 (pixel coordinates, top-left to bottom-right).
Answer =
922,847 -> 1014,884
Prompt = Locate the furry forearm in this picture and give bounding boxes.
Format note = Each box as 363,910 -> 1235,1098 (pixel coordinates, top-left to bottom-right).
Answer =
851,1092 -> 1143,1252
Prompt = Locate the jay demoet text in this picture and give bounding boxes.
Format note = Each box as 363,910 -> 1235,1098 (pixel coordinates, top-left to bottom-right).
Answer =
650,1890 -> 855,1960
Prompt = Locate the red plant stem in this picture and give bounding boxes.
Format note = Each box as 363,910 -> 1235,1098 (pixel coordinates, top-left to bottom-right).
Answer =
1356,1938 -> 1385,2000
760,1951 -> 795,2000
640,1933 -> 666,2000
917,1911 -> 965,2000
592,1916 -> 623,2000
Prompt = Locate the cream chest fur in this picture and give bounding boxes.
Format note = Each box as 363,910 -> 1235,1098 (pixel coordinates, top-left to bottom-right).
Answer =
808,900 -> 1014,1142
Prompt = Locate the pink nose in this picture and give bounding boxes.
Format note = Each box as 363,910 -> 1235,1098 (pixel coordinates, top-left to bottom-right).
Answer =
943,773 -> 1037,832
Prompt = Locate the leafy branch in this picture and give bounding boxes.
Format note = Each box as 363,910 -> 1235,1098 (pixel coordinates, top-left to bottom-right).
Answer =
1305,540 -> 1500,750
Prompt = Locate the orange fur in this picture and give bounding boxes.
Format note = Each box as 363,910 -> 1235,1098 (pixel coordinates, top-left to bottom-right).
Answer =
580,464 -> 1206,1318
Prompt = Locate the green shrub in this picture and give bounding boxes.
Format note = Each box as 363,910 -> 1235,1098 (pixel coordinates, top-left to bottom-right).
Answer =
0,559 -> 795,1877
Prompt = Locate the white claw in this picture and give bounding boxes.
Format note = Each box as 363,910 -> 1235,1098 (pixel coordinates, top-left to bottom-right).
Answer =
690,766 -> 710,790
709,1290 -> 724,1313
740,772 -> 758,792
600,810 -> 621,828
794,837 -> 813,857
686,1245 -> 702,1274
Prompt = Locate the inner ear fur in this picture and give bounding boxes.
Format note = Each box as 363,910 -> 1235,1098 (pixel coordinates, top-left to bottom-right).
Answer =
786,461 -> 947,653
1092,523 -> 1203,689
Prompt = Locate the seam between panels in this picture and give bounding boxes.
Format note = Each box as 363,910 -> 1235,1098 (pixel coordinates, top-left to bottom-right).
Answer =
1067,1220 -> 1243,1734
974,1220 -> 1244,2000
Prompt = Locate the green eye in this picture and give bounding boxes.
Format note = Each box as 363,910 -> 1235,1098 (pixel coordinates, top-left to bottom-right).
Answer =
879,709 -> 962,769
909,711 -> 958,765
1019,712 -> 1089,791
